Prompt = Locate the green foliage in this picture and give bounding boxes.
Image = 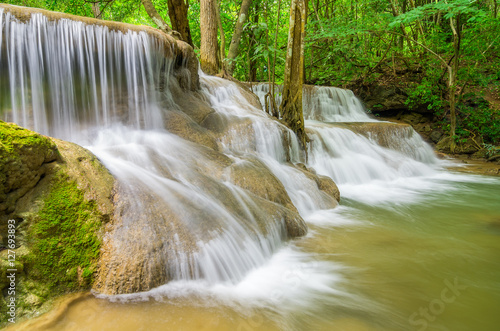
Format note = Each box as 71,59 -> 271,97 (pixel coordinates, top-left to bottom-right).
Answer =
389,0 -> 487,27
405,78 -> 444,112
457,96 -> 500,144
24,173 -> 103,294
483,143 -> 500,158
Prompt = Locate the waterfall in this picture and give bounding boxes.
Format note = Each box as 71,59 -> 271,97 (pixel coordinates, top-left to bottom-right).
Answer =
0,5 -> 442,297
0,7 -> 312,294
306,123 -> 436,185
249,83 -> 439,186
0,9 -> 172,141
249,82 -> 374,122
303,85 -> 374,122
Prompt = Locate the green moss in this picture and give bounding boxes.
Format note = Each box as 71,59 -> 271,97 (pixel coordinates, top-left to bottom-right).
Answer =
23,172 -> 103,294
0,120 -> 54,154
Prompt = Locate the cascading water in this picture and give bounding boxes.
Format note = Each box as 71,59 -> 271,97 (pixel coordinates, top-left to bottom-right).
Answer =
0,1 -> 441,295
2,5 -> 500,331
0,6 -> 312,294
200,75 -> 339,217
250,82 -> 374,122
0,9 -> 172,140
249,81 -> 441,201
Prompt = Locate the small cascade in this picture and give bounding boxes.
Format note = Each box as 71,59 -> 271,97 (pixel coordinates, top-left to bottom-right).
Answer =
342,122 -> 438,164
306,123 -> 436,185
249,82 -> 374,122
303,85 -> 374,122
248,82 -> 283,112
200,76 -> 300,163
201,75 -> 339,215
249,82 -> 440,191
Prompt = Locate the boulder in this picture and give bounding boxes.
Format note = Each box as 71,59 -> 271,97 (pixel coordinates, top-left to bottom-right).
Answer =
0,121 -> 58,218
0,122 -> 115,327
357,85 -> 409,115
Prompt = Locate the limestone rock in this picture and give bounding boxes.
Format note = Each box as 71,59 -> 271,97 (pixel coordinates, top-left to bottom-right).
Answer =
293,164 -> 340,204
163,110 -> 219,150
229,157 -> 298,212
0,121 -> 58,219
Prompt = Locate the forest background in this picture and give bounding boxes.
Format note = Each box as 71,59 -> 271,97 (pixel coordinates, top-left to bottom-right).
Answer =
3,0 -> 500,155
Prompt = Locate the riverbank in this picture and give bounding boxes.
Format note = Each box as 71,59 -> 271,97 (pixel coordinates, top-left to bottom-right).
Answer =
441,153 -> 500,177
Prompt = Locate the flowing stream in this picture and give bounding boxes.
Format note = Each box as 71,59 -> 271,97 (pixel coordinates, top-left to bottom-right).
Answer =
1,7 -> 500,331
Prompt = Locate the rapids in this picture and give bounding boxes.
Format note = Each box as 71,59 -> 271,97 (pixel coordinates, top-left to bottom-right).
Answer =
1,5 -> 499,331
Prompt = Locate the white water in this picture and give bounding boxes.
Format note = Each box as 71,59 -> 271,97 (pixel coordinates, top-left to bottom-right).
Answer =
0,10 -> 170,140
250,82 -> 374,122
4,8 -> 497,331
0,7 -> 441,287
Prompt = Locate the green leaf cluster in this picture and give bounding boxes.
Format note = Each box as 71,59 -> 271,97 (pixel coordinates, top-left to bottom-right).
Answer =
456,95 -> 500,144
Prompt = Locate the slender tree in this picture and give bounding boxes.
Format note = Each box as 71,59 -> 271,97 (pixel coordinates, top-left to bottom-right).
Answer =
91,2 -> 101,19
448,13 -> 461,153
215,0 -> 227,74
280,0 -> 307,149
247,4 -> 260,81
225,0 -> 253,75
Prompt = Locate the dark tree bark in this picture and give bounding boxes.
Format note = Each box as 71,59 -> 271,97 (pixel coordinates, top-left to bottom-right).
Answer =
200,0 -> 220,75
280,0 -> 308,149
167,0 -> 194,47
247,4 -> 259,81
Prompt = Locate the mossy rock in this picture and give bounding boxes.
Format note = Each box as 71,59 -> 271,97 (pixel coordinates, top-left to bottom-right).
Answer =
0,123 -> 115,328
0,121 -> 58,218
24,174 -> 102,288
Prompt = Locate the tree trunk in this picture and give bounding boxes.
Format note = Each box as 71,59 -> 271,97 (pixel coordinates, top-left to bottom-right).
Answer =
226,0 -> 253,75
167,0 -> 194,47
215,0 -> 226,74
140,0 -> 179,38
263,1 -> 277,116
248,5 -> 259,81
448,14 -> 461,153
390,0 -> 414,52
200,0 -> 220,75
270,0 -> 283,116
92,3 -> 102,19
280,0 -> 307,149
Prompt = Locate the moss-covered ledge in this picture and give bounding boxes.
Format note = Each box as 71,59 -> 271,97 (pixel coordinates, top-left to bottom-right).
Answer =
0,121 -> 115,328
